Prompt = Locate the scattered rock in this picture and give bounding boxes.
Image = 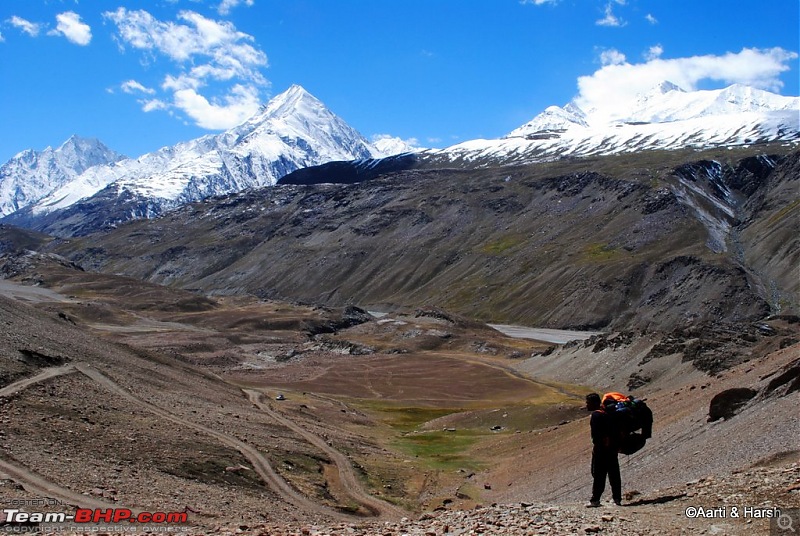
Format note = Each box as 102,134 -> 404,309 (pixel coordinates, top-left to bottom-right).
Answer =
627,371 -> 652,390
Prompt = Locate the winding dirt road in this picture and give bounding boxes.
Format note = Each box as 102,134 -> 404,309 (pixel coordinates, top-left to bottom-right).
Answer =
0,458 -> 119,511
72,363 -> 345,520
1,362 -> 397,522
245,389 -> 405,519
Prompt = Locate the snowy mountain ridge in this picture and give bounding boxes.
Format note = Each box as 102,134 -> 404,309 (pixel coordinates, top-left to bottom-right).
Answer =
0,82 -> 797,236
0,136 -> 126,216
441,82 -> 799,164
2,85 -> 401,222
613,82 -> 799,125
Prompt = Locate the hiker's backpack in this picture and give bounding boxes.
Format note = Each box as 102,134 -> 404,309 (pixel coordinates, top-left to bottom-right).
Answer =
602,392 -> 653,455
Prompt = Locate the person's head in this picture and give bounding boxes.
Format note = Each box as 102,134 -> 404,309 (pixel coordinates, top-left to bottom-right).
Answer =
585,393 -> 601,411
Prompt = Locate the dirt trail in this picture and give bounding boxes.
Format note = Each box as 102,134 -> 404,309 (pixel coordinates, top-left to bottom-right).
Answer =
0,365 -> 120,511
0,362 -> 374,522
0,280 -> 75,304
71,363 -> 349,521
0,458 -> 118,511
0,365 -> 76,397
245,389 -> 405,520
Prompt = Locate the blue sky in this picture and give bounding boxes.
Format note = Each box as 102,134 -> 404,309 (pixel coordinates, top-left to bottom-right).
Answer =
1,0 -> 798,162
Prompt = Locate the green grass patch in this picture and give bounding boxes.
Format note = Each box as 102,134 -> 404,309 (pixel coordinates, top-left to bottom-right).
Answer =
393,429 -> 485,471
348,401 -> 488,471
480,235 -> 525,255
354,401 -> 457,431
582,242 -> 621,262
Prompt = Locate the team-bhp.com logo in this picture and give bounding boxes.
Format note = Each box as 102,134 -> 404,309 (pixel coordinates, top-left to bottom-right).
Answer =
4,508 -> 188,525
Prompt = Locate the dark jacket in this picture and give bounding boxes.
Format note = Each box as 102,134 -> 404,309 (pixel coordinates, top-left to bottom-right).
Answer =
590,408 -> 619,451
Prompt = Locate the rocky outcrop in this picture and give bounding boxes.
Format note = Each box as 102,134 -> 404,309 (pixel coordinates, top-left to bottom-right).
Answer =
708,388 -> 757,421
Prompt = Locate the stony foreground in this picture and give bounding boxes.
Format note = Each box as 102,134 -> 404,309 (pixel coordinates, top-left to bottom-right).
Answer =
206,462 -> 799,536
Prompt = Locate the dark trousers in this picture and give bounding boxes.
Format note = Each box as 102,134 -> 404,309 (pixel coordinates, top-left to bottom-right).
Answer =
591,446 -> 621,502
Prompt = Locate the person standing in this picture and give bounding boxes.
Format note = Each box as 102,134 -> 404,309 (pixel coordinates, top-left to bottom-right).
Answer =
585,393 -> 622,507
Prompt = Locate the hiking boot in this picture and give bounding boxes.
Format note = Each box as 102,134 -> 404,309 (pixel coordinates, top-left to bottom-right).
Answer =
613,500 -> 623,506
585,500 -> 601,508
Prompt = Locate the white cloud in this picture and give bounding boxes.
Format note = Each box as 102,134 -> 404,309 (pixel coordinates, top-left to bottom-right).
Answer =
121,80 -> 156,95
519,0 -> 560,5
596,2 -> 625,27
9,16 -> 41,37
141,99 -> 168,112
218,0 -> 255,15
104,8 -> 266,73
600,48 -> 626,66
162,74 -> 203,92
0,31 -> 4,43
49,11 -> 92,46
645,44 -> 663,61
645,13 -> 658,24
576,47 -> 799,122
104,8 -> 269,130
173,84 -> 262,129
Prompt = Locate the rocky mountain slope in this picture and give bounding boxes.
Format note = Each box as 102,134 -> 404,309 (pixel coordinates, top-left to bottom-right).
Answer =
1,86 -> 387,235
45,145 -> 798,342
0,136 -> 126,216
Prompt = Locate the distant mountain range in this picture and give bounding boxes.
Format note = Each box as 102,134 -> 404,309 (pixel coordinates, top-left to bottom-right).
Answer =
0,136 -> 126,216
0,86 -> 415,231
433,83 -> 799,165
1,82 -> 797,236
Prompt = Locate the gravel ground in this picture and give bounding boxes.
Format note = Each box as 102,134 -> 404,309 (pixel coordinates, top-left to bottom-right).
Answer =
208,461 -> 799,535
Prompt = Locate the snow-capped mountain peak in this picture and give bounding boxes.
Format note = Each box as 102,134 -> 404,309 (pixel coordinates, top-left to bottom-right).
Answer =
55,135 -> 126,174
651,81 -> 685,95
1,85 -> 381,231
506,82 -> 800,136
226,85 -> 374,162
370,135 -> 423,157
257,84 -> 317,119
439,83 -> 798,165
620,82 -> 800,125
506,103 -> 589,138
0,136 -> 125,216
